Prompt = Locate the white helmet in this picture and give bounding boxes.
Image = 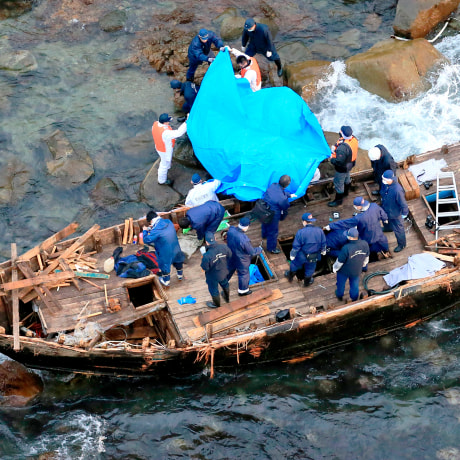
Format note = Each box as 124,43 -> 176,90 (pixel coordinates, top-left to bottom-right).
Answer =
368,146 -> 381,161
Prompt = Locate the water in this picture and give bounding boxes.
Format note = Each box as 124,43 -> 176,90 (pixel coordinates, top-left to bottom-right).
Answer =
1,1 -> 460,458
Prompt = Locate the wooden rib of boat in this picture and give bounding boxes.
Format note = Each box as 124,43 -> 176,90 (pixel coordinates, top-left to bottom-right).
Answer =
0,143 -> 460,377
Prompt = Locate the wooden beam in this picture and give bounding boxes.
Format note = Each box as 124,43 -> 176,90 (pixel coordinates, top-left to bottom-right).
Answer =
19,224 -> 100,301
423,251 -> 455,263
11,244 -> 20,351
58,258 -> 81,291
1,270 -> 74,291
122,219 -> 129,245
128,217 -> 134,244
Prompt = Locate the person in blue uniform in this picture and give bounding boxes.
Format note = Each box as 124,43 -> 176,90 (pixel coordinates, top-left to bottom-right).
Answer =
261,175 -> 295,254
227,217 -> 262,296
187,28 -> 224,81
326,228 -> 350,258
285,213 -> 326,287
179,200 -> 225,241
325,196 -> 389,261
241,18 -> 283,77
200,232 -> 232,309
367,145 -> 398,195
333,227 -> 369,301
142,210 -> 185,287
380,169 -> 409,252
170,79 -> 199,115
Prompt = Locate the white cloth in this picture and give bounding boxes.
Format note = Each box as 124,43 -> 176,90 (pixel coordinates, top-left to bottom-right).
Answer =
383,253 -> 446,287
312,168 -> 321,182
408,159 -> 448,184
185,179 -> 221,207
156,121 -> 187,183
230,48 -> 261,92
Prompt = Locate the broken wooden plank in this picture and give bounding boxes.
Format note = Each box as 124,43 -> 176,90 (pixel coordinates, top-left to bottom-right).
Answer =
1,270 -> 74,291
122,219 -> 129,245
423,251 -> 455,263
58,258 -> 81,291
194,288 -> 274,327
11,244 -> 20,351
128,217 -> 134,244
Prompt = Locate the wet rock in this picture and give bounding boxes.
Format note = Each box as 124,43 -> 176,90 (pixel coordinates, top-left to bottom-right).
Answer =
436,448 -> 460,460
220,16 -> 245,41
120,130 -> 155,159
345,38 -> 449,102
44,129 -> 94,186
278,42 -> 312,66
214,7 -> 239,26
443,388 -> 460,405
173,136 -> 202,168
339,29 -> 361,50
285,60 -> 332,100
393,0 -> 460,39
0,50 -> 37,72
363,13 -> 383,32
0,153 -> 31,206
140,162 -> 182,210
309,42 -> 350,60
0,355 -> 43,407
99,10 -> 127,32
168,162 -> 208,198
0,0 -> 33,20
90,178 -> 125,208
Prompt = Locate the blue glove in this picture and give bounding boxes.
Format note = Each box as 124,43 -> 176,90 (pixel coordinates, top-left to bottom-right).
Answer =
362,266 -> 368,272
178,295 -> 197,305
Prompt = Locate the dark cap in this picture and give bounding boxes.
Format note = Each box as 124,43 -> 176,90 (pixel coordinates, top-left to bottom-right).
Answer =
302,213 -> 316,222
353,196 -> 369,207
170,79 -> 182,89
159,113 -> 172,123
244,18 -> 256,30
198,28 -> 209,39
382,170 -> 395,180
347,227 -> 359,239
191,173 -> 201,184
340,125 -> 353,138
205,232 -> 215,243
239,216 -> 250,227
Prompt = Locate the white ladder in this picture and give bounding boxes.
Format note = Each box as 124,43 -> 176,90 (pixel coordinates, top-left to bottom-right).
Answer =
435,171 -> 460,240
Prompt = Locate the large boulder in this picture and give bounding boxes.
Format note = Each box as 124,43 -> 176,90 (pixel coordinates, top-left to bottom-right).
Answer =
278,42 -> 312,66
0,153 -> 31,205
90,178 -> 126,208
0,355 -> 43,407
0,1 -> 33,20
220,16 -> 245,41
285,60 -> 332,102
0,50 -> 37,72
173,136 -> 202,168
393,0 -> 460,39
345,38 -> 449,102
99,10 -> 127,32
44,129 -> 94,186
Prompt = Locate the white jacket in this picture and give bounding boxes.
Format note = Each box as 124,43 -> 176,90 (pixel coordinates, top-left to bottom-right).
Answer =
185,179 -> 221,207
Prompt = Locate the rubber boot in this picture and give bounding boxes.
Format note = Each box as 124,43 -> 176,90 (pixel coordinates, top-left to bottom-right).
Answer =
303,277 -> 314,287
221,286 -> 230,303
206,295 -> 221,309
284,270 -> 295,282
343,183 -> 350,197
328,192 -> 344,207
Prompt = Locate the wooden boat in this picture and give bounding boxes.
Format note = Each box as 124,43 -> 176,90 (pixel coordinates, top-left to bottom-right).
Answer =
1,143 -> 460,377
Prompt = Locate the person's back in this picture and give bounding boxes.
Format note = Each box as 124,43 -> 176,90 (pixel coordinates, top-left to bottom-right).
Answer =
201,242 -> 231,280
357,203 -> 387,244
326,228 -> 349,257
263,183 -> 290,213
381,181 -> 408,219
144,219 -> 178,256
293,225 -> 326,255
187,200 -> 223,226
338,239 -> 369,277
185,179 -> 221,207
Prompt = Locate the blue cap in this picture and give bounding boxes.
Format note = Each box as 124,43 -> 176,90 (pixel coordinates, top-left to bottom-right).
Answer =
191,173 -> 201,184
353,196 -> 369,207
302,213 -> 316,222
383,170 -> 395,179
159,113 -> 172,123
347,227 -> 359,239
244,18 -> 256,30
205,232 -> 215,243
340,125 -> 353,138
198,29 -> 209,39
170,79 -> 181,89
239,217 -> 250,227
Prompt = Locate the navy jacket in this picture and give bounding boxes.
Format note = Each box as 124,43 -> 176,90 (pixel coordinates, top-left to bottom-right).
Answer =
290,225 -> 326,261
337,239 -> 369,277
330,203 -> 388,246
326,228 -> 349,255
186,200 -> 225,240
188,31 -> 223,63
381,182 -> 409,219
201,242 -> 232,282
143,219 -> 184,274
227,226 -> 261,269
331,143 -> 353,173
371,145 -> 398,189
263,183 -> 290,219
242,23 -> 276,55
181,81 -> 199,107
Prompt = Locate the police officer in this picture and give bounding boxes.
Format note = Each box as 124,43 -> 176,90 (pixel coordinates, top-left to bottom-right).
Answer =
325,196 -> 389,261
142,210 -> 185,287
367,145 -> 398,195
185,173 -> 221,207
328,142 -> 354,207
179,200 -> 225,241
326,228 -> 350,258
261,175 -> 295,254
380,170 -> 409,252
170,79 -> 199,115
333,227 -> 369,301
200,232 -> 232,308
285,213 -> 326,287
227,217 -> 262,296
241,18 -> 283,77
187,29 -> 224,82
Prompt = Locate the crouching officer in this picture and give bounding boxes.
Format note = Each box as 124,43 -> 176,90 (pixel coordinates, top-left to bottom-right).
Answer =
142,210 -> 185,287
179,200 -> 225,241
285,213 -> 326,287
227,217 -> 262,296
333,227 -> 369,301
200,232 -> 232,309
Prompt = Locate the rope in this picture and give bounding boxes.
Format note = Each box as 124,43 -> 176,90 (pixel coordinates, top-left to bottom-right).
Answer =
363,271 -> 396,295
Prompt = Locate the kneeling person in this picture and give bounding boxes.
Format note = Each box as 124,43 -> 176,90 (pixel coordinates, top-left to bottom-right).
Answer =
200,232 -> 232,309
333,227 -> 369,301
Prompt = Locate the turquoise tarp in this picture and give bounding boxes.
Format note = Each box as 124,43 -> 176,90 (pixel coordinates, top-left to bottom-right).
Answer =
187,49 -> 331,201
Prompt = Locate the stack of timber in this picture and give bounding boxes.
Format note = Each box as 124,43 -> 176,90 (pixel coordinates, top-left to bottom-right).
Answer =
0,143 -> 460,377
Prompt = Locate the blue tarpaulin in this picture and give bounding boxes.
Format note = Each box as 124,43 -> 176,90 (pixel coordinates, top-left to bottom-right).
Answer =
187,49 -> 331,201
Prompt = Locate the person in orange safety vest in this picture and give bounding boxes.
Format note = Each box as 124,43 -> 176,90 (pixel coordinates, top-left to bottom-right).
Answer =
230,48 -> 261,92
151,113 -> 187,186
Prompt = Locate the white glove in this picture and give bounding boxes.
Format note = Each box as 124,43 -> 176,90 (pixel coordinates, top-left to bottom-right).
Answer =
208,57 -> 215,63
330,145 -> 336,153
241,46 -> 246,52
266,51 -> 272,58
290,255 -> 295,261
324,225 -> 331,231
200,246 -> 206,255
402,215 -> 407,219
290,194 -> 297,198
321,250 -> 327,256
384,220 -> 388,224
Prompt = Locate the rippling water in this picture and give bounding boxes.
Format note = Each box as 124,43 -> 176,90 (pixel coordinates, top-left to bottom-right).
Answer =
1,1 -> 460,458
